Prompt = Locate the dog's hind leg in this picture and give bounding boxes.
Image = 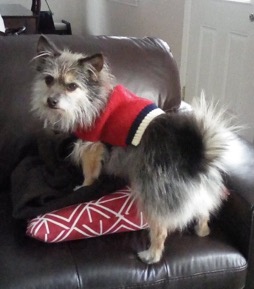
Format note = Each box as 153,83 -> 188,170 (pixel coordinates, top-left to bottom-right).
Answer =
138,220 -> 168,264
195,216 -> 210,237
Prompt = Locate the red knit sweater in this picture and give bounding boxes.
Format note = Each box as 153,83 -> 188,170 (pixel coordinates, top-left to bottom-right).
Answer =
75,85 -> 165,146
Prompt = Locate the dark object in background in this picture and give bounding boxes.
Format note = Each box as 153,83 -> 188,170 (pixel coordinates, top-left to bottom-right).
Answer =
4,26 -> 26,35
31,0 -> 72,34
38,11 -> 72,35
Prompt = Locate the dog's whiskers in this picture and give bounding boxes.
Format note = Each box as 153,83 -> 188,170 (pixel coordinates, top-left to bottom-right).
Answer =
30,51 -> 52,63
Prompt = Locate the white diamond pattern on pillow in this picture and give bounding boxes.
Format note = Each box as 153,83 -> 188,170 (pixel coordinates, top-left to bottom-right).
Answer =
26,188 -> 148,243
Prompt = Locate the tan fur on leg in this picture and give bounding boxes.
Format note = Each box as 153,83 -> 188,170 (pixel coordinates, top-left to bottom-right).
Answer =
138,221 -> 168,264
81,142 -> 105,186
195,217 -> 210,237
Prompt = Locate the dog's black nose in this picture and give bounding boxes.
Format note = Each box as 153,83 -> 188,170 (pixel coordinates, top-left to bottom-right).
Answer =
47,97 -> 59,109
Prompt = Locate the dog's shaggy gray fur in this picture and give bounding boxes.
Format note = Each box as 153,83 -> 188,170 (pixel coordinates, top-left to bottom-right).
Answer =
31,36 -> 236,264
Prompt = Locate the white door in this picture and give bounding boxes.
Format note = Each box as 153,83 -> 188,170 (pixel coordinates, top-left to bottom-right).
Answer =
182,0 -> 254,143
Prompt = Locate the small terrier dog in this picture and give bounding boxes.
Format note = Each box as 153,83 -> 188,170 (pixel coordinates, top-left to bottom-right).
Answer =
31,35 -> 235,264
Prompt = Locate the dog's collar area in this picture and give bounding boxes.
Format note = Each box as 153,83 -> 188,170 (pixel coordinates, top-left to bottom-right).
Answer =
129,107 -> 165,146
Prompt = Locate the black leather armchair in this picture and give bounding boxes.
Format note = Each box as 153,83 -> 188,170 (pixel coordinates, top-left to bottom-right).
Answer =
0,34 -> 253,289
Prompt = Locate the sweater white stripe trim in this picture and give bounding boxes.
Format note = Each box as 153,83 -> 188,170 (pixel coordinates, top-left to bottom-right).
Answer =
131,108 -> 165,146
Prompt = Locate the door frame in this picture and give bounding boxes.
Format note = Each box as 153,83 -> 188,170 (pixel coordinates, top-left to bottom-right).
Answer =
180,0 -> 192,100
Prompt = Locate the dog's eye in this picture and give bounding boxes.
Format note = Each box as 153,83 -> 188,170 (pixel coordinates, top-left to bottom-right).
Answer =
66,83 -> 78,92
45,75 -> 54,86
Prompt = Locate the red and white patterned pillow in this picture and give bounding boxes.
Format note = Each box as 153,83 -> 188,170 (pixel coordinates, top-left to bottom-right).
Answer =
26,188 -> 148,243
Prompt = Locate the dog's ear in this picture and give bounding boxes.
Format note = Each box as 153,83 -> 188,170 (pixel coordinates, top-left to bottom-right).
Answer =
84,53 -> 104,72
78,53 -> 104,82
78,53 -> 104,72
37,35 -> 61,57
35,35 -> 61,71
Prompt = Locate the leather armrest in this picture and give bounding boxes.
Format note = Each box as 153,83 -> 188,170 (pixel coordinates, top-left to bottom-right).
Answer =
219,137 -> 254,289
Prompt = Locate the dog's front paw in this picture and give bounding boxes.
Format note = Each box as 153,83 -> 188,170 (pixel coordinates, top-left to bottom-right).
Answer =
73,184 -> 85,191
138,249 -> 161,264
73,179 -> 94,191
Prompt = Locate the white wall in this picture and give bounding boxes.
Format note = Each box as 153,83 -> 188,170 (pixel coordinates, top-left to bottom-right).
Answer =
82,0 -> 185,68
0,0 -> 185,67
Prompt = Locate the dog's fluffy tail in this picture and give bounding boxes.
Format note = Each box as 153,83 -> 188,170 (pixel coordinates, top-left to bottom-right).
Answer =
191,91 -> 237,172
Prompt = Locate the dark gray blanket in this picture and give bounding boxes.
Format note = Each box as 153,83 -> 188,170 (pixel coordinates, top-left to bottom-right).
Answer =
9,129 -> 126,219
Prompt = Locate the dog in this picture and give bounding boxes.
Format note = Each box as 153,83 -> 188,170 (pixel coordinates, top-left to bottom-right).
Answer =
31,35 -> 235,264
